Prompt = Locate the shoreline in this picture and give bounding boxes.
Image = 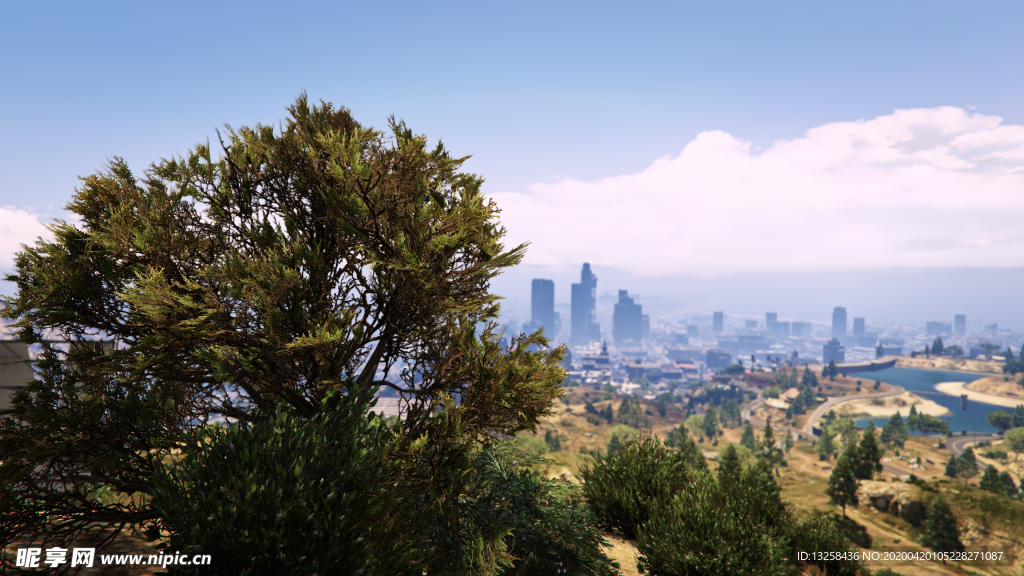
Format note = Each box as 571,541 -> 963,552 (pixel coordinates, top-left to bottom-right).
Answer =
934,381 -> 1024,409
828,391 -> 950,420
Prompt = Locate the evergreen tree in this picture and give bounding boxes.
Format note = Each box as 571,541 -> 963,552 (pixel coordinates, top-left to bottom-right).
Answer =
801,366 -> 818,389
924,344 -> 931,357
607,433 -> 623,456
702,404 -> 720,440
1013,405 -> 1024,428
876,343 -> 884,359
932,337 -> 944,357
944,455 -> 959,480
817,429 -> 837,461
825,445 -> 860,517
986,410 -> 1013,433
920,498 -> 964,555
722,398 -> 740,427
800,384 -> 816,410
854,421 -> 882,480
783,430 -> 794,454
759,424 -> 783,474
0,96 -> 566,556
675,428 -> 709,472
881,411 -> 908,448
907,405 -> 920,435
717,443 -> 742,484
826,359 -> 838,381
957,447 -> 979,483
998,471 -> 1019,499
979,465 -> 1002,495
740,422 -> 757,450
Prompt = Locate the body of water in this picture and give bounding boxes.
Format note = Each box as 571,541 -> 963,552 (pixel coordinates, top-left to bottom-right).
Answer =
847,367 -> 1015,436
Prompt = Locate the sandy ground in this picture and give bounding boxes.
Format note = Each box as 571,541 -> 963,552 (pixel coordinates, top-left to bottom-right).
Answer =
895,356 -> 1004,374
602,533 -> 641,576
966,376 -> 1024,401
935,381 -> 1023,408
830,391 -> 950,418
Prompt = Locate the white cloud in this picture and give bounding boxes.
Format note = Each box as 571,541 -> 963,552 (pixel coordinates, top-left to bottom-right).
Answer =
489,107 -> 1024,276
0,207 -> 52,269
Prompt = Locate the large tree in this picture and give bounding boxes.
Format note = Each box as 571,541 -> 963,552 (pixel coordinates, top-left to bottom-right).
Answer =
0,96 -> 564,551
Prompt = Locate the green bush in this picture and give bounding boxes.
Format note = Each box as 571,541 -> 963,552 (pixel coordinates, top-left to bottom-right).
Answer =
148,393 -> 424,576
579,435 -> 700,539
466,445 -> 619,576
636,465 -> 861,576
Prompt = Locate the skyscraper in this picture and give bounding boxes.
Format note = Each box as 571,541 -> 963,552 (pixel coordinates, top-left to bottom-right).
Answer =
954,314 -> 966,336
823,337 -> 845,364
832,307 -> 847,338
713,311 -> 724,333
852,317 -> 865,337
571,263 -> 599,344
531,279 -> 555,335
613,290 -> 642,344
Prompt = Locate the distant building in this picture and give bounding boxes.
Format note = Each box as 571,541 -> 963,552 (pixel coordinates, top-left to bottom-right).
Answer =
664,345 -> 705,363
713,311 -> 724,333
986,323 -> 998,336
686,324 -> 699,338
852,317 -> 865,337
926,321 -> 952,337
624,359 -> 645,381
531,279 -> 555,336
879,346 -> 902,356
791,321 -> 811,338
673,333 -> 689,344
857,333 -> 878,347
954,314 -> 966,336
744,319 -> 758,329
766,312 -> 790,339
832,307 -> 847,338
823,337 -> 845,364
612,290 -> 643,344
706,348 -> 732,370
641,314 -> 650,341
766,312 -> 777,325
571,263 -> 599,344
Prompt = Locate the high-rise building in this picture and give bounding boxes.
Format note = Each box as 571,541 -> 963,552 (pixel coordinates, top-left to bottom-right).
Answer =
766,312 -> 777,325
641,314 -> 650,341
531,279 -> 555,335
791,321 -> 810,338
613,290 -> 643,344
954,314 -> 966,336
832,307 -> 847,337
713,311 -> 724,333
571,263 -> 599,344
852,317 -> 865,337
686,324 -> 699,338
823,337 -> 845,364
926,321 -> 952,337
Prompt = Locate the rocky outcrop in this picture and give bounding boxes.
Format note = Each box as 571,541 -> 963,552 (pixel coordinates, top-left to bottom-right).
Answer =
856,481 -> 926,525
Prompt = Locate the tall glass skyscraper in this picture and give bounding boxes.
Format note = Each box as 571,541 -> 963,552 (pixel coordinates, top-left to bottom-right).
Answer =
571,263 -> 599,344
832,306 -> 847,337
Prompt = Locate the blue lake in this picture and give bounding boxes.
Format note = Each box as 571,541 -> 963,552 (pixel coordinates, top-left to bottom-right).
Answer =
847,367 -> 1018,435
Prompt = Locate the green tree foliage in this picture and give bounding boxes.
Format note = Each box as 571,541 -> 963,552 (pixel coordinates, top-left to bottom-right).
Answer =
920,498 -> 963,555
723,363 -> 745,375
685,414 -> 705,437
824,359 -> 839,381
0,97 -> 565,558
519,435 -> 550,456
544,429 -> 562,452
998,471 -> 1019,499
906,405 -> 950,436
636,464 -> 861,576
1014,406 -> 1024,429
880,411 -> 908,448
801,366 -> 819,388
854,421 -> 883,480
580,436 -> 703,540
932,337 -> 944,356
702,405 -> 720,440
783,430 -> 794,454
717,444 -> 742,484
721,397 -> 741,427
944,455 -> 959,480
979,465 -> 1003,495
817,429 -> 837,462
986,410 -> 1013,433
945,345 -> 964,358
957,447 -> 979,482
617,398 -> 643,427
826,445 -> 861,516
607,425 -> 639,455
758,424 -> 784,474
148,393 -> 425,576
740,422 -> 757,451
1006,428 -> 1024,453
764,386 -> 782,399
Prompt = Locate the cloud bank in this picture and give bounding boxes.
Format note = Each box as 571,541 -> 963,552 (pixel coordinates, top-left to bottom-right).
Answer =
490,107 -> 1024,277
0,207 -> 51,269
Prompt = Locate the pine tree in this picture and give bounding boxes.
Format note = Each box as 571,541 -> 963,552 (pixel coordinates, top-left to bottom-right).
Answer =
817,429 -> 837,461
759,424 -> 782,474
783,430 -> 794,454
740,422 -> 757,450
825,445 -> 860,517
826,359 -> 838,381
998,471 -> 1019,498
879,411 -> 908,448
944,456 -> 959,480
703,404 -> 719,440
979,465 -> 1002,494
957,448 -> 979,483
717,443 -> 742,484
932,337 -> 944,357
854,421 -> 883,480
1013,404 -> 1024,428
920,498 -> 964,555
801,366 -> 818,388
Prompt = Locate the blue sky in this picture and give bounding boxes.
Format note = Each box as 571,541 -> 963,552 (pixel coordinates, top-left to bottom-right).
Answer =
3,1 -> 1024,325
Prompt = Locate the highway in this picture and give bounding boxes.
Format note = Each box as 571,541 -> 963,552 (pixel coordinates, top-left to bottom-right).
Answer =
944,433 -> 1002,473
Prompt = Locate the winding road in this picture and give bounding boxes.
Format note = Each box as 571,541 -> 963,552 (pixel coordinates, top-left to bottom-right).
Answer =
945,433 -> 1002,473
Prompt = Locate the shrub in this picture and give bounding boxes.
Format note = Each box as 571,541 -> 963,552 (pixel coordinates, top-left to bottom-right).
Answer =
148,393 -> 424,576
468,446 -> 619,576
636,465 -> 861,576
580,435 -> 699,539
